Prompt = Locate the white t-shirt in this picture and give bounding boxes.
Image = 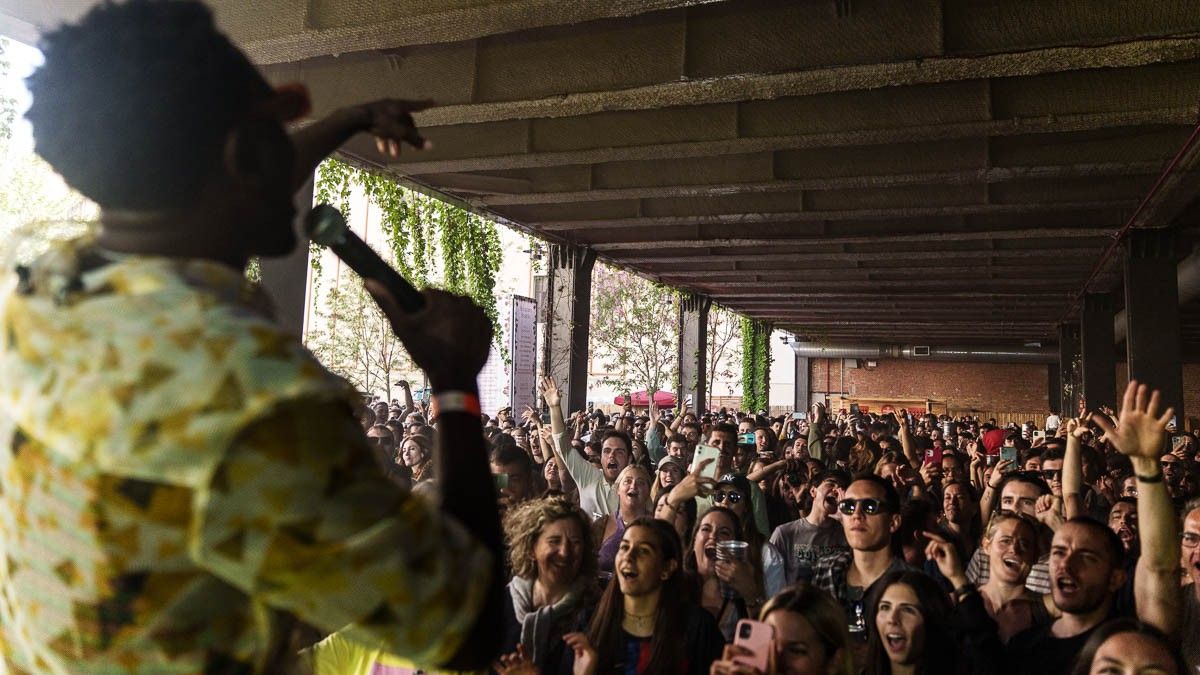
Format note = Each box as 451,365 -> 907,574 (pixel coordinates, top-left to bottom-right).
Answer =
553,430 -> 618,517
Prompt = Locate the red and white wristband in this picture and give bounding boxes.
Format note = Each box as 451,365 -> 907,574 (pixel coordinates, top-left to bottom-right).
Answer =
430,391 -> 482,418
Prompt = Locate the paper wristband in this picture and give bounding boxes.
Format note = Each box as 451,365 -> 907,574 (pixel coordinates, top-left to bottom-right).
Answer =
432,391 -> 481,417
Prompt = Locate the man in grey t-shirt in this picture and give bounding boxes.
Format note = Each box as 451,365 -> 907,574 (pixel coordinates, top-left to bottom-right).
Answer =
764,469 -> 851,596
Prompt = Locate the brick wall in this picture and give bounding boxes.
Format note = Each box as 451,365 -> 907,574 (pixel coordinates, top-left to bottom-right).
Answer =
808,358 -> 1049,414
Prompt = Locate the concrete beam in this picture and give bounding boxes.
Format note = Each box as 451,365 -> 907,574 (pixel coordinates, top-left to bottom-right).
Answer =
472,162 -> 1162,205
590,227 -> 1115,251
536,201 -> 1137,231
237,1 -> 734,65
615,247 -> 1104,265
381,107 -> 1195,174
413,37 -> 1200,125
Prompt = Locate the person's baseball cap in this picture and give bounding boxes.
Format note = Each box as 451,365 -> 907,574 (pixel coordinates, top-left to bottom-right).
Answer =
657,456 -> 683,472
717,473 -> 752,497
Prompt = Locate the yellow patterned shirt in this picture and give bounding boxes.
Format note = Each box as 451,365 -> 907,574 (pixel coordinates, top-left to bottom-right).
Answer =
0,238 -> 492,673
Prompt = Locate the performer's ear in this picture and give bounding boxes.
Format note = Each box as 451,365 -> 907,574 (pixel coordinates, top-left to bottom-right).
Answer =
223,119 -> 292,189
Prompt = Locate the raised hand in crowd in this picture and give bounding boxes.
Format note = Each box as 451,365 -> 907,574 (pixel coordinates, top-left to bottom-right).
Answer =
1092,380 -> 1181,636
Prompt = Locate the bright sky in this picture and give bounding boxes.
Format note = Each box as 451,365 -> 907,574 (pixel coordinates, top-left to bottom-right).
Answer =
1,37 -> 42,152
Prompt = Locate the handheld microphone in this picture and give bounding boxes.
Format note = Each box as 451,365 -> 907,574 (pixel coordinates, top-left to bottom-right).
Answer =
304,203 -> 426,312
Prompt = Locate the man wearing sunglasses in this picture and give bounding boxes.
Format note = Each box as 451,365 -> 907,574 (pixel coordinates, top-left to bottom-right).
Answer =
811,474 -> 913,637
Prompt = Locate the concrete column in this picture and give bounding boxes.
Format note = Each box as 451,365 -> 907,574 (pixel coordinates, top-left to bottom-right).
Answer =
259,177 -> 314,338
677,294 -> 711,412
1125,229 -> 1184,420
1080,292 -> 1117,412
1047,363 -> 1061,414
794,354 -> 811,412
542,244 -> 595,414
1058,322 -> 1081,417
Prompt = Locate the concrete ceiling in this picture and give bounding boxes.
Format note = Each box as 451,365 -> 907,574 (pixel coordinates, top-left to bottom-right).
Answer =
8,0 -> 1200,346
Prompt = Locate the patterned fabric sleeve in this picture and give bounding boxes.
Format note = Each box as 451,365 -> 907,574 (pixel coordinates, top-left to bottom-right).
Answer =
192,398 -> 493,667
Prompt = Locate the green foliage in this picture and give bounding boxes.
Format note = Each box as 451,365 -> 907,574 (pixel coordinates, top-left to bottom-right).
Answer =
312,158 -> 504,356
740,316 -> 773,411
707,305 -> 741,398
590,263 -> 679,394
0,40 -> 16,141
307,281 -> 414,401
245,257 -> 261,283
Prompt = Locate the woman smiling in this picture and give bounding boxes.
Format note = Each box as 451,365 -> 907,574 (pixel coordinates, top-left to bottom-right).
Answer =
499,497 -> 598,673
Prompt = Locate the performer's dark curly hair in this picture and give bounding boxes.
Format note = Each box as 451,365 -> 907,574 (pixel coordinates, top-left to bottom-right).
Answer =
26,0 -> 271,209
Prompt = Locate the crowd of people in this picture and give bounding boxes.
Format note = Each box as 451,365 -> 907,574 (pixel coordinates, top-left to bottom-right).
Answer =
358,375 -> 1199,675
5,2 -> 1199,674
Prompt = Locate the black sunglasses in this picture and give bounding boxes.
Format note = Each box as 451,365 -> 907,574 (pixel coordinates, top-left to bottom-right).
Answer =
837,498 -> 889,516
713,491 -> 743,505
1042,470 -> 1062,480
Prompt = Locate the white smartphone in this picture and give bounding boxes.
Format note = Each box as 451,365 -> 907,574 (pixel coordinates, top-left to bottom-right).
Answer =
690,444 -> 723,480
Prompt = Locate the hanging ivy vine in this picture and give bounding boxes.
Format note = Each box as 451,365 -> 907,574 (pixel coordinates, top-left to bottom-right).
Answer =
740,316 -> 773,412
313,158 -> 504,355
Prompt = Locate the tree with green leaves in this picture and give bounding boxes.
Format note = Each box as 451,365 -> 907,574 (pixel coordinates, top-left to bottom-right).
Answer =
306,277 -> 415,400
707,304 -> 741,400
589,263 -> 679,395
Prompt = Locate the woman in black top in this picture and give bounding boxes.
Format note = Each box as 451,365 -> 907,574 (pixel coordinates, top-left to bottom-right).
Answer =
581,517 -> 725,675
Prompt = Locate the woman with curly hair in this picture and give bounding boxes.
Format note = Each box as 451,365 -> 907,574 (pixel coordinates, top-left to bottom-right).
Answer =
499,496 -> 599,673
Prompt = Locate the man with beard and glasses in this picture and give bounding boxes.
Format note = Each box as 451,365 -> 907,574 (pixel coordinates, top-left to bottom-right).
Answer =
955,381 -> 1181,675
540,375 -> 629,518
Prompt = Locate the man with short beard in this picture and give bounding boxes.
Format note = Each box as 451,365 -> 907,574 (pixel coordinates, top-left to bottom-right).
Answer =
764,469 -> 851,595
540,376 -> 628,517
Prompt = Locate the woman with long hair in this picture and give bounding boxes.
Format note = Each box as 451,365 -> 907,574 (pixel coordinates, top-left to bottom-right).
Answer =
396,434 -> 434,484
651,456 -> 686,504
925,510 -> 1048,644
543,518 -> 724,675
595,466 -> 654,575
499,497 -> 599,672
710,583 -> 855,675
862,570 -> 956,675
686,506 -> 765,642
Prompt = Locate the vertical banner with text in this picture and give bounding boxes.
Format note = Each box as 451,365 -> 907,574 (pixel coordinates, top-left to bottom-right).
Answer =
510,295 -> 538,413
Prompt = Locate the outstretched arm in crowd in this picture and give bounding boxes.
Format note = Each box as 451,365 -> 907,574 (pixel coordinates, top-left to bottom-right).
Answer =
399,379 -> 415,417
893,410 -> 920,469
807,403 -> 826,462
1092,381 -> 1181,637
540,375 -> 601,489
1062,415 -> 1086,520
646,394 -> 665,464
